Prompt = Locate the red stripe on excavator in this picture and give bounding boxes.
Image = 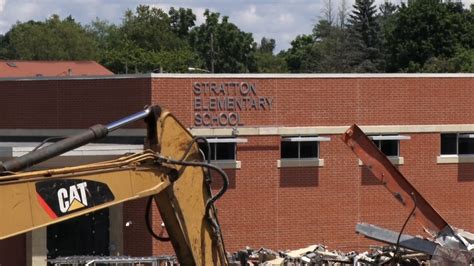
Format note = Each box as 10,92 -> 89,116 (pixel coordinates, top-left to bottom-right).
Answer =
36,193 -> 57,219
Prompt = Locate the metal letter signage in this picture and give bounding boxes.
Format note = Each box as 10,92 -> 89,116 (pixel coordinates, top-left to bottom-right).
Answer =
193,81 -> 274,127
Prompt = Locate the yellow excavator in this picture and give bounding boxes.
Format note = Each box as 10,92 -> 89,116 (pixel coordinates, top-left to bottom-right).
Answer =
0,105 -> 228,265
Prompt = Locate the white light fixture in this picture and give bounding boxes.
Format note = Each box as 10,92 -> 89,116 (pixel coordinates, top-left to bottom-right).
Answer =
281,136 -> 331,142
206,138 -> 248,143
369,135 -> 411,141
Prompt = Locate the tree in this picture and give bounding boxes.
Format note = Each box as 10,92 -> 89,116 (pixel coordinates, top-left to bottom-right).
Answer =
313,20 -> 358,72
337,0 -> 350,28
255,37 -> 287,73
169,7 -> 196,38
322,0 -> 335,25
89,5 -> 199,74
284,34 -> 320,72
0,33 -> 11,59
385,0 -> 473,72
258,37 -> 276,54
4,15 -> 98,60
348,0 -> 383,72
377,2 -> 398,72
189,9 -> 256,73
349,0 -> 379,48
120,5 -> 185,51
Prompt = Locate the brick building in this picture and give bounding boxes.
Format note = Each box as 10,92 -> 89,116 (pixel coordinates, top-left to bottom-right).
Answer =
0,73 -> 473,265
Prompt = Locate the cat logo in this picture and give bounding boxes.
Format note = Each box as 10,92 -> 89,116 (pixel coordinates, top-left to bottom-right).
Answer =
57,182 -> 88,213
36,179 -> 114,218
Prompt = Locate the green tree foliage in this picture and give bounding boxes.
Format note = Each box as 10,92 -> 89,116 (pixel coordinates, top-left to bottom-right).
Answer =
0,5 -> 260,74
3,15 -> 98,60
385,0 -> 473,72
93,5 -> 200,73
349,0 -> 379,49
348,0 -> 383,72
1,3 -> 471,74
258,37 -> 276,54
0,33 -> 11,59
190,10 -> 257,73
313,20 -> 358,72
169,7 -> 196,38
254,37 -> 287,73
284,18 -> 358,73
121,5 -> 182,51
284,34 -> 320,72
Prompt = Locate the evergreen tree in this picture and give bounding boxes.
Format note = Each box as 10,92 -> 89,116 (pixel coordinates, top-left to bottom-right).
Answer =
348,0 -> 383,72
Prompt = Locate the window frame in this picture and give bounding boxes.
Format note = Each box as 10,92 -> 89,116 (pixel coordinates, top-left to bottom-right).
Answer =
439,133 -> 474,156
438,133 -> 474,164
280,136 -> 330,159
359,134 -> 410,166
198,137 -> 246,169
368,134 -> 410,157
278,135 -> 330,168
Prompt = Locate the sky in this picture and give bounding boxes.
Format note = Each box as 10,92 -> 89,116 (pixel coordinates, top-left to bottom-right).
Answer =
0,0 -> 472,52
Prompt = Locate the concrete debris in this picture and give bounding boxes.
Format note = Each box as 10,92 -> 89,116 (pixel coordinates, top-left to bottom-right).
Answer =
47,255 -> 177,265
229,244 -> 445,265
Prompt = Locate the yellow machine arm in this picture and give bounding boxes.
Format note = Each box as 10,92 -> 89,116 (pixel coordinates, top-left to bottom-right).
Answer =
0,106 -> 228,265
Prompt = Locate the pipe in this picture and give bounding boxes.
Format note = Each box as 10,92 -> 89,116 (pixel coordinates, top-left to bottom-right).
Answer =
0,106 -> 159,173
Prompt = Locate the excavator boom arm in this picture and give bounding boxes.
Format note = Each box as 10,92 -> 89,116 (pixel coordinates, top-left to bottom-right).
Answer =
0,106 -> 228,265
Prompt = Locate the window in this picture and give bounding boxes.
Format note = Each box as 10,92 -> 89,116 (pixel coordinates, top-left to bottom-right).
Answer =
441,133 -> 474,155
369,135 -> 410,157
198,137 -> 246,161
278,136 -> 330,168
281,136 -> 330,159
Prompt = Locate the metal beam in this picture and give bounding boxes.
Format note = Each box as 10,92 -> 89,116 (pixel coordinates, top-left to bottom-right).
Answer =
342,125 -> 451,236
356,223 -> 439,255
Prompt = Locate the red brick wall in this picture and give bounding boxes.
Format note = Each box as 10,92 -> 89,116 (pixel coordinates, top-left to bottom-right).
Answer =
0,78 -> 151,129
150,77 -> 474,127
147,76 -> 474,254
1,75 -> 474,258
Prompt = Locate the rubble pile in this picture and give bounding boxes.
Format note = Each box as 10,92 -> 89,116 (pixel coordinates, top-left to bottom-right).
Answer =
229,244 -> 438,265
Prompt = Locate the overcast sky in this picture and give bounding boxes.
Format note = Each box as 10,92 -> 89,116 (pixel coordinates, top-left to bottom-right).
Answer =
0,0 -> 472,52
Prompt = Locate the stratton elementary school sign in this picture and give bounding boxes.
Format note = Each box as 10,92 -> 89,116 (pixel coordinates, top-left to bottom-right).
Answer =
193,81 -> 273,127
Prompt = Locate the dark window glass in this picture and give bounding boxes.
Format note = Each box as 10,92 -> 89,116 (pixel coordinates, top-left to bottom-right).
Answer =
199,143 -> 212,160
198,142 -> 213,160
458,137 -> 474,155
198,141 -> 236,160
381,140 -> 398,156
281,141 -> 299,158
300,141 -> 318,158
372,138 -> 399,156
217,142 -> 235,160
281,137 -> 319,159
441,134 -> 457,155
372,140 -> 381,149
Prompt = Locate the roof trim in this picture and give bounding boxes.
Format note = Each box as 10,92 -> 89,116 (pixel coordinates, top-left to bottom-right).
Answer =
151,73 -> 474,79
0,74 -> 150,82
0,73 -> 473,82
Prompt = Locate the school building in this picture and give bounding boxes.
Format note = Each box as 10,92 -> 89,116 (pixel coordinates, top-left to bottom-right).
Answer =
0,73 -> 473,265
